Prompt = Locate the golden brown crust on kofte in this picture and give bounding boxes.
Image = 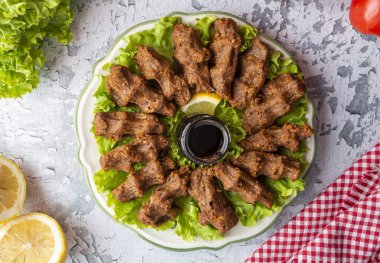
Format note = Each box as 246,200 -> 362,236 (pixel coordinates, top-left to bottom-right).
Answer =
232,151 -> 302,181
94,111 -> 164,140
243,73 -> 305,134
106,65 -> 176,116
231,38 -> 270,109
172,23 -> 212,94
137,166 -> 190,227
189,167 -> 238,234
213,163 -> 273,209
240,123 -> 314,152
100,135 -> 168,173
112,157 -> 177,202
209,18 -> 241,101
135,46 -> 191,106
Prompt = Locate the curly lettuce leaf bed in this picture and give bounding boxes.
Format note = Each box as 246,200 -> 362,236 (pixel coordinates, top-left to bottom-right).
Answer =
92,16 -> 310,241
0,0 -> 74,98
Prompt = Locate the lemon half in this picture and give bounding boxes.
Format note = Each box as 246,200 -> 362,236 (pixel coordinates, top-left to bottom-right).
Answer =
0,212 -> 67,263
180,93 -> 222,115
0,156 -> 26,223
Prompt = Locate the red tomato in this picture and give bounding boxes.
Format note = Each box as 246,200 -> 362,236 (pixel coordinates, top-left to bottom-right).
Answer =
349,0 -> 380,37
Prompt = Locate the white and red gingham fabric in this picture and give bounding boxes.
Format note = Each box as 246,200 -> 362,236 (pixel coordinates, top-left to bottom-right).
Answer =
246,143 -> 380,263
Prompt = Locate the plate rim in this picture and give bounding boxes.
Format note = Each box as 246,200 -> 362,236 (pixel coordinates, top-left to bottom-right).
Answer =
74,10 -> 317,251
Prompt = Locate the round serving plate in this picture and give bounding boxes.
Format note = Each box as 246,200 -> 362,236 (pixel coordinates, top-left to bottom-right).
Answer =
75,11 -> 316,251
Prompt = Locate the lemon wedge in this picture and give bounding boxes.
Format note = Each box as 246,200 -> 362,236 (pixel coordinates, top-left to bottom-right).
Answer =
180,93 -> 222,115
0,156 -> 26,223
0,212 -> 67,263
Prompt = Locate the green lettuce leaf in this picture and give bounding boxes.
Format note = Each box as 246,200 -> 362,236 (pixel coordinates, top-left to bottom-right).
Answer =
226,177 -> 304,226
276,97 -> 309,126
282,140 -> 309,161
174,197 -> 223,241
268,50 -> 302,80
163,111 -> 196,168
91,125 -> 134,155
265,177 -> 305,200
225,191 -> 272,226
94,169 -> 127,193
94,76 -> 117,113
194,16 -> 217,46
94,136 -> 118,155
116,16 -> 180,74
133,162 -> 146,171
238,25 -> 259,53
0,0 -> 74,98
214,99 -> 246,159
95,136 -> 134,155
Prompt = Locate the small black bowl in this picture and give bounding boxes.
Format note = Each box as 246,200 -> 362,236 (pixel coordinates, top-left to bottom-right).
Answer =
177,114 -> 231,165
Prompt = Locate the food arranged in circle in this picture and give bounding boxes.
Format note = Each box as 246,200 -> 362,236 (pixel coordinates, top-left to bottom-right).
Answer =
91,15 -> 314,241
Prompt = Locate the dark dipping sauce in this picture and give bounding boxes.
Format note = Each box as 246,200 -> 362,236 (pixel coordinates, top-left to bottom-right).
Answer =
188,123 -> 223,157
177,114 -> 231,165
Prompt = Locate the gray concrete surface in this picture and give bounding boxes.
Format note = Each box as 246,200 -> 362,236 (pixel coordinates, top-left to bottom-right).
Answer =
0,0 -> 379,262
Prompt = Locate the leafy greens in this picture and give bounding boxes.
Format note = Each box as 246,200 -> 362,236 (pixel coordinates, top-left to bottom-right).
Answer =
194,16 -> 217,46
163,111 -> 197,168
0,0 -> 74,98
116,16 -> 180,74
268,50 -> 302,80
276,97 -> 309,126
214,99 -> 246,159
93,17 -> 223,241
92,16 -> 311,242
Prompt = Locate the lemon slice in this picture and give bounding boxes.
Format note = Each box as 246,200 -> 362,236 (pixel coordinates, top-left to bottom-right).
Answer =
0,156 -> 26,223
180,93 -> 222,115
0,212 -> 67,263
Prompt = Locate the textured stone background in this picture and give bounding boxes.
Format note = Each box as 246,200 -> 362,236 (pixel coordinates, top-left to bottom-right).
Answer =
1,0 -> 380,262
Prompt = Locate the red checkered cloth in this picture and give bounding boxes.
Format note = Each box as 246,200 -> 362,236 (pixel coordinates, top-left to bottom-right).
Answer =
246,143 -> 380,263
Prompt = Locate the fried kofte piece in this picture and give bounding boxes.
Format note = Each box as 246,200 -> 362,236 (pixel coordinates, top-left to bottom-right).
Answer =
94,111 -> 164,140
137,166 -> 191,227
100,135 -> 168,173
229,152 -> 263,180
172,23 -> 212,94
232,151 -> 301,181
231,38 -> 270,109
189,167 -> 238,234
106,65 -> 175,116
209,18 -> 241,100
112,157 -> 176,202
135,46 -> 191,106
244,95 -> 290,135
240,123 -> 313,152
243,73 -> 305,134
213,163 -> 273,209
257,152 -> 301,181
159,155 -> 177,171
113,160 -> 166,202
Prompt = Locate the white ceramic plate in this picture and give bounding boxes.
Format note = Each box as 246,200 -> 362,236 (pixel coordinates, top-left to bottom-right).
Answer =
75,11 -> 316,251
